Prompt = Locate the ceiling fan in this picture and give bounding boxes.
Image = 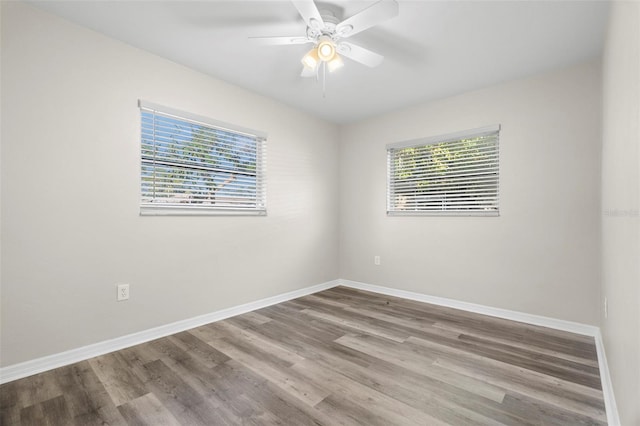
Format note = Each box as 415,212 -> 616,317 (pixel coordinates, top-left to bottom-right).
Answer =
250,0 -> 399,79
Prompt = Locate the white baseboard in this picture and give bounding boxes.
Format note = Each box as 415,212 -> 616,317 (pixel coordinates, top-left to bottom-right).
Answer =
338,279 -> 619,425
594,330 -> 621,426
0,279 -> 340,384
339,279 -> 599,336
0,277 -> 619,425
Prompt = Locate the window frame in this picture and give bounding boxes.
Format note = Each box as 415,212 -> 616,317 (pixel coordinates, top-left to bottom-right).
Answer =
138,100 -> 267,216
386,125 -> 500,217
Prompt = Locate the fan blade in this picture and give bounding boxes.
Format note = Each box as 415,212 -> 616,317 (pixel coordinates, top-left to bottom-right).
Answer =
291,0 -> 324,30
301,66 -> 317,78
337,42 -> 384,68
249,36 -> 311,45
335,0 -> 399,38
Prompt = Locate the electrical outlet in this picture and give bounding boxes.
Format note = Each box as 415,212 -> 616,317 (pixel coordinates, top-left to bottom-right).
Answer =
604,297 -> 608,319
117,284 -> 130,301
374,255 -> 381,265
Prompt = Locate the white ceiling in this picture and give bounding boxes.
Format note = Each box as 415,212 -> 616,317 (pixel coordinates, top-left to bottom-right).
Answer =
29,0 -> 610,124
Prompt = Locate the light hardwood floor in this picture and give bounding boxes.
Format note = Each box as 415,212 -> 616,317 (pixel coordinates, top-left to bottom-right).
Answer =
0,286 -> 606,425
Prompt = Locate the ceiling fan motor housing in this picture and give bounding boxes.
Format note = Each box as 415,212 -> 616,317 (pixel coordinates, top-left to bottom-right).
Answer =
307,9 -> 349,41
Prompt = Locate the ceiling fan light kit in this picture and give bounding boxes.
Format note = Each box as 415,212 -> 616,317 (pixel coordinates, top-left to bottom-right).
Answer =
301,35 -> 343,76
252,0 -> 399,94
317,36 -> 336,61
302,48 -> 320,68
327,54 -> 344,72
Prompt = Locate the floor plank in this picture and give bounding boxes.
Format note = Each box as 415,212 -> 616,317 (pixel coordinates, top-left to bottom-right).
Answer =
117,393 -> 181,426
0,286 -> 607,425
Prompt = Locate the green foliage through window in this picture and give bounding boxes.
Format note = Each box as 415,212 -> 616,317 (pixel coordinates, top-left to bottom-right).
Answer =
140,104 -> 266,214
387,128 -> 499,215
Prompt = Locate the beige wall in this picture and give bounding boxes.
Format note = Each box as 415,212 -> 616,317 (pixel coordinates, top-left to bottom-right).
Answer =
0,1 -> 620,396
339,61 -> 602,325
0,2 -> 339,366
601,1 -> 640,424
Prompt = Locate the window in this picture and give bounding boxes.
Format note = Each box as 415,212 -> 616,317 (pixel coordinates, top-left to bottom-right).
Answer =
139,101 -> 266,215
387,125 -> 500,216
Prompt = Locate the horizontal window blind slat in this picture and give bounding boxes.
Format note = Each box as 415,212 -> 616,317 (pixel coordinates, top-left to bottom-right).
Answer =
390,162 -> 499,176
391,180 -> 498,189
140,104 -> 266,214
142,136 -> 260,153
389,140 -> 497,155
141,166 -> 264,180
390,186 -> 496,199
390,147 -> 499,160
386,125 -> 500,150
141,141 -> 259,160
141,170 -> 264,183
392,202 -> 498,209
140,100 -> 268,139
390,172 -> 497,182
387,126 -> 499,215
395,206 -> 498,212
389,151 -> 499,168
141,197 -> 262,205
142,198 -> 264,205
141,180 -> 265,192
142,159 -> 259,177
391,190 -> 498,198
140,126 -> 265,148
391,170 -> 498,184
142,173 -> 262,188
396,197 -> 498,204
388,211 -> 498,217
142,156 -> 259,175
142,128 -> 259,152
142,186 -> 259,197
395,205 -> 498,211
390,150 -> 498,166
141,145 -> 264,162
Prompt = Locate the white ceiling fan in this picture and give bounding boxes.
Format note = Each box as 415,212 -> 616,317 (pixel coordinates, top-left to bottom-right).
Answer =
250,0 -> 399,79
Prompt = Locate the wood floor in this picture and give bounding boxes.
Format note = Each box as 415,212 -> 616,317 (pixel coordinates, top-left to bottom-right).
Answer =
0,286 -> 607,425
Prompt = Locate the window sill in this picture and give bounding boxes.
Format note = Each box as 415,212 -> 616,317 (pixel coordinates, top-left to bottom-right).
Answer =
140,206 -> 267,216
387,210 -> 499,217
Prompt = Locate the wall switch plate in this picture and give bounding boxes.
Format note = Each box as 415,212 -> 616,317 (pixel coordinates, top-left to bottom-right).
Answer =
117,284 -> 130,301
374,255 -> 381,266
604,296 -> 608,319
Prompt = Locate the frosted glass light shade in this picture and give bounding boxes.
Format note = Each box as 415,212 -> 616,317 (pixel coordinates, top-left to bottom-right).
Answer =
328,54 -> 344,72
301,48 -> 320,68
317,37 -> 336,62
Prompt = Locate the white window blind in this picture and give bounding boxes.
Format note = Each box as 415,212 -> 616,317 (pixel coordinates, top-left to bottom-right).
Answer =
387,125 -> 500,216
139,101 -> 266,215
